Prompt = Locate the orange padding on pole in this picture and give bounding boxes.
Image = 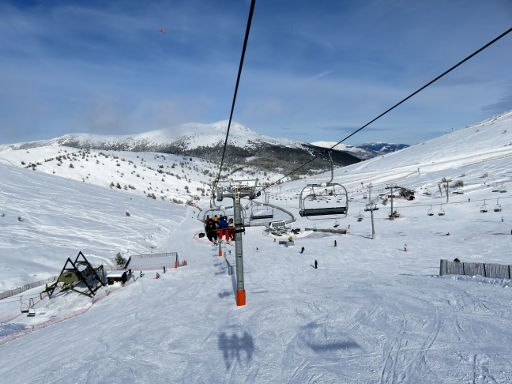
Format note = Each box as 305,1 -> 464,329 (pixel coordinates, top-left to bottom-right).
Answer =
219,249 -> 222,257
236,290 -> 246,306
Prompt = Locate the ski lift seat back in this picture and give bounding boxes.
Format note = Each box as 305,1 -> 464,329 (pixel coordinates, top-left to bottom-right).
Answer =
249,204 -> 274,220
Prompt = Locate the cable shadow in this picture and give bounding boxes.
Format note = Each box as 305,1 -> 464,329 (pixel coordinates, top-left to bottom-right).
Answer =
306,341 -> 360,352
218,331 -> 254,370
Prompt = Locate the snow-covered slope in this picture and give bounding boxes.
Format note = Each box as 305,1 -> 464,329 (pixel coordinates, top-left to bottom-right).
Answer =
332,110 -> 512,193
1,110 -> 512,383
0,161 -> 188,291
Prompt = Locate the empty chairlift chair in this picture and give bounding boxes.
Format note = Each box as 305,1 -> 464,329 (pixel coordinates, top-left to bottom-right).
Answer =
299,182 -> 348,219
438,205 -> 445,216
494,199 -> 502,212
250,205 -> 274,220
480,200 -> 488,213
427,205 -> 434,216
299,150 -> 349,220
364,202 -> 379,211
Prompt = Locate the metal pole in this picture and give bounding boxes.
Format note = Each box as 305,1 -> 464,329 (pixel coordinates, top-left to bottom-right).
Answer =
368,184 -> 375,239
390,186 -> 394,219
233,190 -> 246,306
441,178 -> 451,203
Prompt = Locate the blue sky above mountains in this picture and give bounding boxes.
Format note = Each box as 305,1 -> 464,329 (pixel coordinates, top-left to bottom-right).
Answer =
0,0 -> 511,145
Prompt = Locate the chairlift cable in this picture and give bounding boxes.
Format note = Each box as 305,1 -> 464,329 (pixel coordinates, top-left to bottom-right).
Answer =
213,0 -> 256,194
256,26 -> 512,195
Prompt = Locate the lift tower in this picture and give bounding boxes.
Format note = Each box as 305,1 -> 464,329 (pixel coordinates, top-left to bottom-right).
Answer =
215,179 -> 259,306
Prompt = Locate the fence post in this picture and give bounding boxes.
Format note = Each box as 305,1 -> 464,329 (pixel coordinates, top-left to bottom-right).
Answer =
439,259 -> 447,276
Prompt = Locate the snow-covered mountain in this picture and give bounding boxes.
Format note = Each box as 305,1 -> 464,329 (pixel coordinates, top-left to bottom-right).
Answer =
310,141 -> 408,159
3,121 -> 361,174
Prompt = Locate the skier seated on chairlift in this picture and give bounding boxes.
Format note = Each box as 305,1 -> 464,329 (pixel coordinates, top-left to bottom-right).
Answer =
228,218 -> 235,241
217,216 -> 230,241
205,217 -> 216,244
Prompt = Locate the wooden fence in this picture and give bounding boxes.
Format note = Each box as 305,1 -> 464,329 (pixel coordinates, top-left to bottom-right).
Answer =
440,259 -> 512,280
0,276 -> 56,300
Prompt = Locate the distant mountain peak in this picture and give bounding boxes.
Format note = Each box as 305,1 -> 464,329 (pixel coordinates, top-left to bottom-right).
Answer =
310,141 -> 408,160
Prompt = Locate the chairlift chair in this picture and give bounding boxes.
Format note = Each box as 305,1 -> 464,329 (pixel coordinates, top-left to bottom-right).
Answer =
298,150 -> 349,220
364,202 -> 379,211
494,199 -> 502,212
20,297 -> 34,313
438,205 -> 445,216
427,206 -> 434,216
299,182 -> 348,219
250,204 -> 274,220
357,211 -> 364,222
480,200 -> 488,213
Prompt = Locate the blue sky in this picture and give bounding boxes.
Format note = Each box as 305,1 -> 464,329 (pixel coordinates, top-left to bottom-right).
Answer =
0,0 -> 511,145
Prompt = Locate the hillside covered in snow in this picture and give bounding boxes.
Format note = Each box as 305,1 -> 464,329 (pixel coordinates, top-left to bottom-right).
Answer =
1,110 -> 512,383
1,121 -> 362,177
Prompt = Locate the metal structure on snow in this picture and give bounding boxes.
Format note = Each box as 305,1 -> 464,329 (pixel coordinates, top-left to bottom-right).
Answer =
214,179 -> 259,306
